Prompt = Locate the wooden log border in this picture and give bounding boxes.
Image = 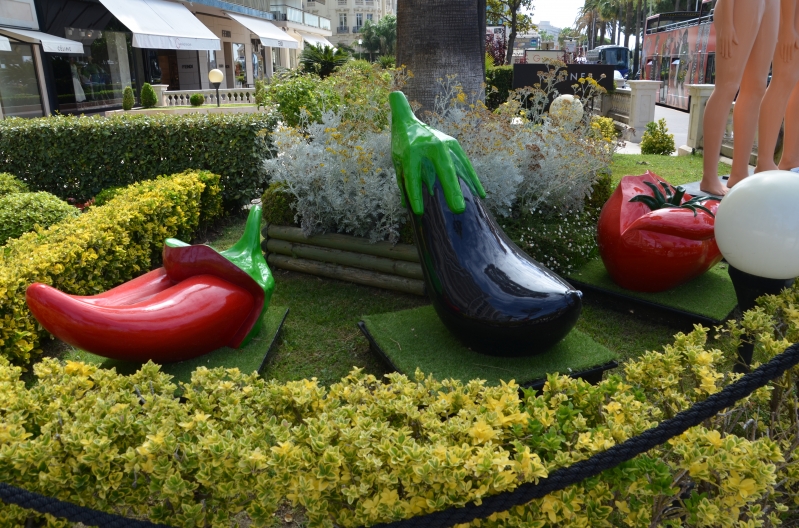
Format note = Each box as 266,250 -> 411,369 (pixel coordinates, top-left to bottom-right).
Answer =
262,225 -> 426,296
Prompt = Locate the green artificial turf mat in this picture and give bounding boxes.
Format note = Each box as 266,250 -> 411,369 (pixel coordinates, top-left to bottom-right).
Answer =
567,260 -> 737,322
64,305 -> 288,384
360,305 -> 617,386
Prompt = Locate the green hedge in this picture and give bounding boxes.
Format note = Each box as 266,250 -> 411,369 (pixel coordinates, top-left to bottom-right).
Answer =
0,192 -> 80,246
0,170 -> 222,367
0,112 -> 276,207
0,173 -> 28,197
485,66 -> 513,110
0,301 -> 797,527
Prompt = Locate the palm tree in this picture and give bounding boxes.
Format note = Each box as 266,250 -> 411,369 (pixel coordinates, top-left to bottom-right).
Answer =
396,0 -> 486,114
300,44 -> 351,79
360,15 -> 397,60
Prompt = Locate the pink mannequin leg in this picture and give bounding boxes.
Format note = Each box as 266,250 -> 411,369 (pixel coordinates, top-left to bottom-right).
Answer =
755,52 -> 799,172
755,0 -> 799,172
727,3 -> 780,186
700,0 -> 779,194
778,68 -> 799,169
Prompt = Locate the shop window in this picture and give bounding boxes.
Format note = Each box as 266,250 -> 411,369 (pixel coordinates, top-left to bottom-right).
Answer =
272,47 -> 280,72
252,48 -> 262,80
0,41 -> 43,118
233,43 -> 246,87
50,28 -> 134,113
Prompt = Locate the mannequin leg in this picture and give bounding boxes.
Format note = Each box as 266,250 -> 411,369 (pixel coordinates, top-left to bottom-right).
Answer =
778,81 -> 799,169
755,51 -> 799,172
726,0 -> 779,187
701,0 -> 768,195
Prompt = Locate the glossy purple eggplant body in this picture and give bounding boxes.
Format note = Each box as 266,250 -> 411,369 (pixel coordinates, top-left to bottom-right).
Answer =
408,177 -> 583,356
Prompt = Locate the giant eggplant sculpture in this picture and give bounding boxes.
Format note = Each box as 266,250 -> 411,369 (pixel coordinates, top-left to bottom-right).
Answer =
390,92 -> 582,356
25,204 -> 274,363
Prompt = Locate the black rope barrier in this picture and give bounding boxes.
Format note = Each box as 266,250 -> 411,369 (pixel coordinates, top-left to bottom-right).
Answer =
1,343 -> 798,528
0,482 -> 170,527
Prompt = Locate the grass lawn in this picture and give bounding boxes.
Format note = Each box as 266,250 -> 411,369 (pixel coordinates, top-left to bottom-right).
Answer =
46,153 -> 738,387
610,153 -> 731,186
206,212 -> 728,387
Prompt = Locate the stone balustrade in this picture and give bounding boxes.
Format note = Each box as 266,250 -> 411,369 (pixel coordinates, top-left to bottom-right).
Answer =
593,81 -> 660,143
149,84 -> 257,107
608,88 -> 631,122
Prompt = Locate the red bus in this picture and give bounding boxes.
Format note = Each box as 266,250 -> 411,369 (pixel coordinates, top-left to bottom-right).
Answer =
642,3 -> 716,111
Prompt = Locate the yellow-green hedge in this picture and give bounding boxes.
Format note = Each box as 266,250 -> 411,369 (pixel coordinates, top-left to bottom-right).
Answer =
0,170 -> 222,367
0,283 -> 798,527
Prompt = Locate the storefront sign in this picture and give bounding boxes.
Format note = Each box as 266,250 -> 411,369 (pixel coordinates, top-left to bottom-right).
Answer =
513,63 -> 615,93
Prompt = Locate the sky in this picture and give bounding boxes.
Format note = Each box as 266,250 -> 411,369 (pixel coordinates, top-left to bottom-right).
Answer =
529,0 -> 585,31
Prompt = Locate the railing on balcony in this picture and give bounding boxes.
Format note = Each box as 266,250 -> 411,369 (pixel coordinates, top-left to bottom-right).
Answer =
337,26 -> 349,33
319,17 -> 331,30
352,25 -> 361,33
305,0 -> 325,5
364,0 -> 374,5
354,0 -> 363,4
338,0 -> 347,4
304,12 -> 319,27
271,5 -> 303,23
193,0 -> 275,17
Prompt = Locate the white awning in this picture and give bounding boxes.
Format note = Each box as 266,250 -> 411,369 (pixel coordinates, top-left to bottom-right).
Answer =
225,12 -> 298,49
0,28 -> 83,53
0,36 -> 10,51
299,32 -> 334,49
99,0 -> 220,50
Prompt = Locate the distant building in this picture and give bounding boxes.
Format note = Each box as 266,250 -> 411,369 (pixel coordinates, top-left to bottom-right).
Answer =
303,0 -> 395,50
0,0 -> 334,117
535,20 -> 562,44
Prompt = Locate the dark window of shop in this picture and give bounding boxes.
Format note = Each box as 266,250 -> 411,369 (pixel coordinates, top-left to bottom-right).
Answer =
37,0 -> 137,114
0,40 -> 44,118
143,49 -> 178,89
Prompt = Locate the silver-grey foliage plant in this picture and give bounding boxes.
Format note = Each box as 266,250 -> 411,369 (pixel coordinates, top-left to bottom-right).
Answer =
263,65 -> 616,243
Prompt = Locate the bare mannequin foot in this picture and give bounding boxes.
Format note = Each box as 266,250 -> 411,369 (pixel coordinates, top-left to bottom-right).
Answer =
755,160 -> 779,173
725,172 -> 749,188
699,176 -> 729,196
778,162 -> 799,171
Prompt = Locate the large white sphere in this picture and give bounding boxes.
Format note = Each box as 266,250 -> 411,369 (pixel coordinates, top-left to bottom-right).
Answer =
714,170 -> 799,279
549,94 -> 584,126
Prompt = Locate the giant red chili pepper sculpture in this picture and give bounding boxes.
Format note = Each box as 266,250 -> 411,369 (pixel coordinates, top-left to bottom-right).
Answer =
597,171 -> 721,292
25,204 -> 274,363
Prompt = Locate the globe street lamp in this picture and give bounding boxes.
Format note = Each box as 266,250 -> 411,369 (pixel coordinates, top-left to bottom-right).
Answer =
208,68 -> 224,107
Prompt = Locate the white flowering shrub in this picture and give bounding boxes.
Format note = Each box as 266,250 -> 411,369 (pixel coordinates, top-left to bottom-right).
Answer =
263,64 -> 617,257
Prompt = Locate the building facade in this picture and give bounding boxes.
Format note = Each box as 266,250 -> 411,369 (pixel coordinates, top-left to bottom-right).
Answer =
303,0 -> 394,50
0,0 -> 332,117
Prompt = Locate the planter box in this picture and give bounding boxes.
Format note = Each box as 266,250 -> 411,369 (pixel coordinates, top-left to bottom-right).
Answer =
262,225 -> 425,296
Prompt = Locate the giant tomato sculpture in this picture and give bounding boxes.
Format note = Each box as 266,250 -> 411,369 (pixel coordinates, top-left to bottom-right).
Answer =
597,171 -> 722,292
25,205 -> 274,363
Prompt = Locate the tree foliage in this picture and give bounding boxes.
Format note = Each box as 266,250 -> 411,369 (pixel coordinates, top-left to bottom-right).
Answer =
359,14 -> 397,58
300,44 -> 351,79
487,0 -> 534,65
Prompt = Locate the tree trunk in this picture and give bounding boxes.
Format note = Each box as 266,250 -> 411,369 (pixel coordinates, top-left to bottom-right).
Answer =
623,0 -> 631,47
599,21 -> 606,46
632,0 -> 642,78
674,0 -> 681,10
610,19 -> 616,44
396,0 -> 486,116
505,2 -> 518,65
